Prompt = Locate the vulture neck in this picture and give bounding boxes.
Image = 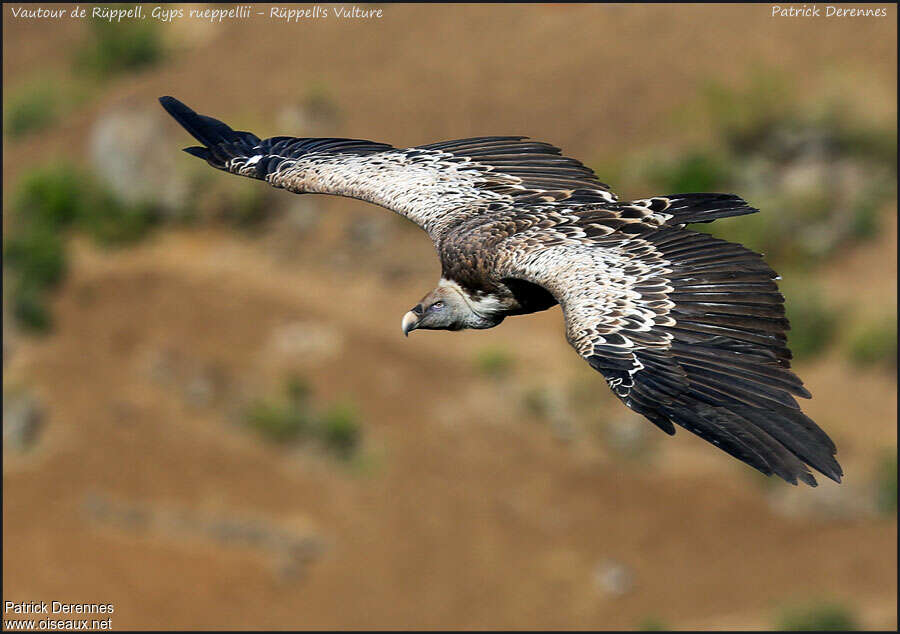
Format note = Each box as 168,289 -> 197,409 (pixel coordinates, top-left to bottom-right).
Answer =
437,279 -> 507,330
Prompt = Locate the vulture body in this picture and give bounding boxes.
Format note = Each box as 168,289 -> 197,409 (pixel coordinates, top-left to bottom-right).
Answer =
160,96 -> 842,487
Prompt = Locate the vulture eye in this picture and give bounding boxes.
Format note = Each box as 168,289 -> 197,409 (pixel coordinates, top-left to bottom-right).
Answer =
430,301 -> 445,311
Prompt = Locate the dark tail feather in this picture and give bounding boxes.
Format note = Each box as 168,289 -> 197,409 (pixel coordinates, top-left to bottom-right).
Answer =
653,193 -> 759,225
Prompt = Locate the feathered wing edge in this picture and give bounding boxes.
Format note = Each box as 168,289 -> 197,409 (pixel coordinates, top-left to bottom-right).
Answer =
159,96 -> 393,175
160,96 -> 616,205
635,230 -> 843,486
418,136 -> 615,204
504,220 -> 841,486
630,229 -> 842,486
159,96 -> 259,167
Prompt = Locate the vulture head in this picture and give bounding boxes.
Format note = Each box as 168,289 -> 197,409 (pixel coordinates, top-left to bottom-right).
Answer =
402,280 -> 503,335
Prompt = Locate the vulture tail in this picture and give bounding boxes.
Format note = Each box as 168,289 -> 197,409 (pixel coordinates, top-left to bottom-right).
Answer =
649,193 -> 760,225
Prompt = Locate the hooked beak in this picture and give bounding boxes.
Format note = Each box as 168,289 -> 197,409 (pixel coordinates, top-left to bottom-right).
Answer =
401,310 -> 420,337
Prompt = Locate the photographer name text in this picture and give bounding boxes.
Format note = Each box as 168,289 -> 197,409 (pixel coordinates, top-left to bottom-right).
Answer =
4,601 -> 114,631
771,4 -> 887,17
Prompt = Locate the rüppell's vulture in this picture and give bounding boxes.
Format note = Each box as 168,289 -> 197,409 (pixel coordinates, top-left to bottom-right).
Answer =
160,96 -> 842,487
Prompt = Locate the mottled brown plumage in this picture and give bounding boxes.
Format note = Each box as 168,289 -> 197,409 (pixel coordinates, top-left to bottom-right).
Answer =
161,96 -> 842,487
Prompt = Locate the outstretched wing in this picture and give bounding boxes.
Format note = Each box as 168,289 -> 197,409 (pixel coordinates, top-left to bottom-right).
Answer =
159,96 -> 614,240
497,224 -> 842,486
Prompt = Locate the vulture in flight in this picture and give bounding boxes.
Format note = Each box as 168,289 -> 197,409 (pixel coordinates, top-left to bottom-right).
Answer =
160,96 -> 842,487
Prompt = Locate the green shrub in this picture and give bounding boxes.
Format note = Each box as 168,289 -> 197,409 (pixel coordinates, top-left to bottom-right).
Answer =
319,402 -> 361,458
4,167 -> 78,333
474,346 -> 514,379
242,377 -> 362,459
286,375 -> 312,404
77,193 -> 158,246
847,194 -> 882,243
76,18 -> 164,78
701,73 -> 794,153
4,223 -> 67,290
874,451 -> 897,515
648,152 -> 732,194
695,189 -> 872,273
4,219 -> 68,334
4,163 -> 163,333
522,386 -> 553,419
4,81 -> 59,139
777,602 -> 859,631
655,76 -> 896,273
637,617 -> 669,631
690,186 -> 886,274
10,163 -> 160,245
812,106 -> 898,169
12,164 -> 90,229
781,282 -> 840,361
9,279 -> 54,333
844,126 -> 897,169
846,318 -> 897,369
244,399 -> 311,445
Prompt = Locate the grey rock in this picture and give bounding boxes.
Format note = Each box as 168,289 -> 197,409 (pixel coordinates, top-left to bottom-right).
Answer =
264,321 -> 345,363
767,480 -> 878,520
594,558 -> 635,597
347,216 -> 392,249
768,477 -> 878,521
89,106 -> 192,217
284,198 -> 322,234
3,389 -> 44,451
605,415 -> 652,457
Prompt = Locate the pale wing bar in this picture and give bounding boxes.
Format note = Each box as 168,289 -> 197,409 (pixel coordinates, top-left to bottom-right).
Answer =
160,97 -> 615,238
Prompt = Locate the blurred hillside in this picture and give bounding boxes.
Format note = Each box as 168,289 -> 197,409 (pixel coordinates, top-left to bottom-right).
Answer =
3,4 -> 897,630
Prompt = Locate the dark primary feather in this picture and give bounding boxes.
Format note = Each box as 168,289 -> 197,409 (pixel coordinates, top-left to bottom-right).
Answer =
159,96 -> 393,173
159,96 -> 258,149
159,97 -> 607,197
496,222 -> 842,487
641,230 -> 841,484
